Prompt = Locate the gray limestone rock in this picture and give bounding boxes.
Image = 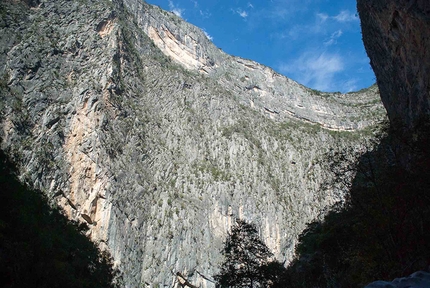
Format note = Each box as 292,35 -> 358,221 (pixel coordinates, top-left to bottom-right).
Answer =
0,0 -> 386,287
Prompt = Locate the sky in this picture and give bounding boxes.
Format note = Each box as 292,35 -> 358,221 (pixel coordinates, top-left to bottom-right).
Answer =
145,0 -> 375,93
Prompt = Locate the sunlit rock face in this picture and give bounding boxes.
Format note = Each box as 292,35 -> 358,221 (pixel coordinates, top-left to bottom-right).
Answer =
0,0 -> 385,287
357,0 -> 430,134
127,0 -> 382,131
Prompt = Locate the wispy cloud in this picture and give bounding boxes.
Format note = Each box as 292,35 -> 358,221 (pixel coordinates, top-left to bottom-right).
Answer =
316,12 -> 329,23
287,12 -> 329,39
324,30 -> 343,46
343,79 -> 358,92
168,0 -> 184,17
263,0 -> 312,20
283,9 -> 355,44
236,9 -> 248,18
203,29 -> 213,41
199,9 -> 211,19
248,2 -> 254,9
333,10 -> 358,22
279,51 -> 344,91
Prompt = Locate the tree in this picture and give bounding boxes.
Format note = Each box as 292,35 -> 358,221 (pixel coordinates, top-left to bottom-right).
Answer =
214,219 -> 285,288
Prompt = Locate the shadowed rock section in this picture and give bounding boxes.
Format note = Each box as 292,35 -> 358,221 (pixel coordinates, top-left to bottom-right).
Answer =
357,0 -> 430,134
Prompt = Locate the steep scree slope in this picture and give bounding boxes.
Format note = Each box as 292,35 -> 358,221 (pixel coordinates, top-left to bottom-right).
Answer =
0,0 -> 385,287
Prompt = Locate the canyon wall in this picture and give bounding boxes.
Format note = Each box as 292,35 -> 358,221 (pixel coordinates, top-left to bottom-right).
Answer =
0,0 -> 386,287
358,0 -> 430,135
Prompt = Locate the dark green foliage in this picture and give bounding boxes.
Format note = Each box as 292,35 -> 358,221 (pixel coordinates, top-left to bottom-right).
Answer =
285,123 -> 430,287
0,150 -> 119,288
214,219 -> 286,288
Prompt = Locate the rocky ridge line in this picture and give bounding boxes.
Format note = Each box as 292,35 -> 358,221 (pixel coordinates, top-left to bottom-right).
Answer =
125,0 -> 385,131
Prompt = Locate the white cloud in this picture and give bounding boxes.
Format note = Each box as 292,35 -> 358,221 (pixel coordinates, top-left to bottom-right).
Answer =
324,30 -> 343,46
248,2 -> 254,8
237,9 -> 248,18
199,9 -> 211,19
279,51 -> 344,91
287,25 -> 303,40
333,10 -> 358,22
168,0 -> 184,17
316,13 -> 329,23
172,9 -> 183,17
343,79 -> 358,92
262,0 -> 312,21
203,30 -> 213,41
287,12 -> 329,39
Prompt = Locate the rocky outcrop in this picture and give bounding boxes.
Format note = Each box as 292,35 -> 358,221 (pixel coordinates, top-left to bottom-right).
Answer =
357,0 -> 430,134
0,0 -> 386,287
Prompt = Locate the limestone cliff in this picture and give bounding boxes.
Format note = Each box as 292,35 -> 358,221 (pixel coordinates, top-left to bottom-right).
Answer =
0,0 -> 386,287
357,0 -> 430,134
127,0 -> 382,131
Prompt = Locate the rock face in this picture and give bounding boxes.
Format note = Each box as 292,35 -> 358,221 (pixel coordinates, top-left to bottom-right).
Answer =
357,0 -> 430,133
129,0 -> 381,131
0,0 -> 385,287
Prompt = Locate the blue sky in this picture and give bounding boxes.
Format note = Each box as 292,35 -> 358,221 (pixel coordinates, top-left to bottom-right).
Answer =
145,0 -> 375,93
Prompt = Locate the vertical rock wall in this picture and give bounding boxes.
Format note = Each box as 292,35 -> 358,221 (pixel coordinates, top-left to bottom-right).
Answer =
357,0 -> 430,133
